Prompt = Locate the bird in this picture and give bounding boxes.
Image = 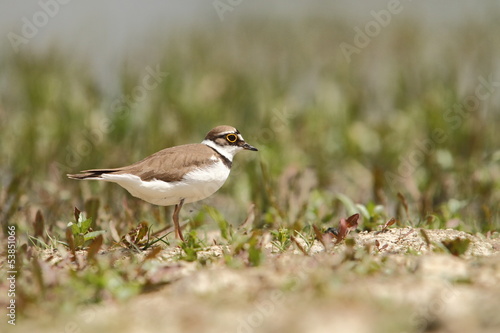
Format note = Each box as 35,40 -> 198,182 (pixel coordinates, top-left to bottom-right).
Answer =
67,125 -> 258,241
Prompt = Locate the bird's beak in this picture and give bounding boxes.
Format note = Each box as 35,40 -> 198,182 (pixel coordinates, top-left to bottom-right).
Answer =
242,142 -> 258,151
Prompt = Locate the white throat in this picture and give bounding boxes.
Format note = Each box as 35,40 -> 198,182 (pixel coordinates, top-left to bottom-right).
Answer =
202,139 -> 242,162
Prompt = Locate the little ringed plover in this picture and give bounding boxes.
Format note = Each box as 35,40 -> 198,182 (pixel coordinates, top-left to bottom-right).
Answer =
68,125 -> 258,241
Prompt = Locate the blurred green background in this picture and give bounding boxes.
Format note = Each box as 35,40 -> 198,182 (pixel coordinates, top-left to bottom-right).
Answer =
1,3 -> 500,333
1,1 -> 500,239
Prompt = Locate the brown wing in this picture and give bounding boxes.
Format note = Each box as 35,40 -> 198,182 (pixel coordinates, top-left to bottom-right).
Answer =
67,144 -> 218,182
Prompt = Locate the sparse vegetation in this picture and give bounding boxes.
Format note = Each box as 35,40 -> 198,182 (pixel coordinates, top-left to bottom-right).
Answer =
1,11 -> 500,333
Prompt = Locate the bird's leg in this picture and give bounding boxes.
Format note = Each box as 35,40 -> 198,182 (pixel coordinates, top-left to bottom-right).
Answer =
173,198 -> 185,241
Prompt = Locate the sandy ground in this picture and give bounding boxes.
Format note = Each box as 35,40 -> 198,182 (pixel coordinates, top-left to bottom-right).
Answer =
7,227 -> 500,333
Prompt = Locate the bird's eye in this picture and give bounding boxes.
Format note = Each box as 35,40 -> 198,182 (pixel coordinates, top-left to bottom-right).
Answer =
226,134 -> 238,143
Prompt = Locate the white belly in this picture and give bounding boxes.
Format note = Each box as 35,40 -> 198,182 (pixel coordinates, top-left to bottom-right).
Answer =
100,161 -> 231,206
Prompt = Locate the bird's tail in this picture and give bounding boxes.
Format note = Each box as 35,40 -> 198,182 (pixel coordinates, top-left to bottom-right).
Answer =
67,169 -> 120,180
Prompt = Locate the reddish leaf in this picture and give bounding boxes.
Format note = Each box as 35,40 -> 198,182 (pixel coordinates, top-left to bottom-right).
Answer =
374,217 -> 397,235
336,218 -> 349,242
87,235 -> 103,262
314,224 -> 328,248
65,227 -> 78,267
374,239 -> 388,251
74,207 -> 81,222
332,214 -> 358,244
383,217 -> 396,229
34,210 -> 45,239
290,235 -> 309,256
346,213 -> 360,229
66,227 -> 75,252
324,214 -> 360,244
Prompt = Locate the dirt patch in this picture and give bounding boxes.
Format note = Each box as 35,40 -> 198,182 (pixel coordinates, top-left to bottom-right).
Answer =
355,227 -> 498,256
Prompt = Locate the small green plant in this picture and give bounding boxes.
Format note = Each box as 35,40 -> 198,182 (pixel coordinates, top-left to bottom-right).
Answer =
292,229 -> 315,254
205,205 -> 233,241
271,227 -> 292,252
229,231 -> 264,267
180,231 -> 205,261
441,237 -> 471,256
247,233 -> 264,266
67,207 -> 105,249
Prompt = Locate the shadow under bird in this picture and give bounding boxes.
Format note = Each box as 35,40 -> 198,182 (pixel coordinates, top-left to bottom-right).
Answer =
67,125 -> 258,241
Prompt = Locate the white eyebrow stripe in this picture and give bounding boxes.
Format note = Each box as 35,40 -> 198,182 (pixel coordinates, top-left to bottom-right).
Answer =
218,131 -> 236,136
237,134 -> 244,141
